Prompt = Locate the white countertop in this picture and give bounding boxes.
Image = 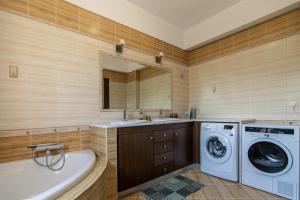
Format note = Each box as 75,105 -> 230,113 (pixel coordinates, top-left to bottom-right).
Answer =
197,118 -> 256,124
89,118 -> 255,128
244,120 -> 300,126
89,119 -> 194,128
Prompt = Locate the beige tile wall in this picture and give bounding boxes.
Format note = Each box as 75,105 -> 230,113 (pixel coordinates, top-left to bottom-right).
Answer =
109,81 -> 127,109
0,10 -> 189,131
126,80 -> 138,109
140,72 -> 172,109
189,34 -> 300,120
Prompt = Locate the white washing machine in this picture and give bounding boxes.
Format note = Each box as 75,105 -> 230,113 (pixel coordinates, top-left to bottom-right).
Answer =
242,123 -> 299,200
201,122 -> 239,182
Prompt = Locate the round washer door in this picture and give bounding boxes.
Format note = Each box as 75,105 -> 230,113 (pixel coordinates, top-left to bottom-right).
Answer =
248,138 -> 293,176
203,133 -> 232,164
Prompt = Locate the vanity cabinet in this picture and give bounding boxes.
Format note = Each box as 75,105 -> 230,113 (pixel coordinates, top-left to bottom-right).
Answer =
173,127 -> 193,170
117,122 -> 194,192
118,129 -> 154,191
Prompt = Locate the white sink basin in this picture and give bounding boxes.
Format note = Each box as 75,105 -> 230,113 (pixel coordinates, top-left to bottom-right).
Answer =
109,119 -> 148,126
152,118 -> 181,122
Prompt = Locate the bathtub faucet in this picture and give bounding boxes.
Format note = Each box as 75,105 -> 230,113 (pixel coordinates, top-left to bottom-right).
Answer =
28,143 -> 64,151
28,143 -> 65,171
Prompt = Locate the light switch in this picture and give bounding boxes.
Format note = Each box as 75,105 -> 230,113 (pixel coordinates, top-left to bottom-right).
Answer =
9,65 -> 18,78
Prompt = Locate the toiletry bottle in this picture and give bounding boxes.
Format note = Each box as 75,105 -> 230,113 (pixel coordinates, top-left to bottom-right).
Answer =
139,109 -> 144,120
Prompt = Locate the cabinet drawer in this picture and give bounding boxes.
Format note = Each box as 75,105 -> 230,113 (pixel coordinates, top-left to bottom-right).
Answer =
154,142 -> 173,155
154,152 -> 173,166
154,162 -> 173,178
153,130 -> 173,142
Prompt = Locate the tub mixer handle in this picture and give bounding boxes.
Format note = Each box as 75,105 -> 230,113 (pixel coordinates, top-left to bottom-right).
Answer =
28,143 -> 65,171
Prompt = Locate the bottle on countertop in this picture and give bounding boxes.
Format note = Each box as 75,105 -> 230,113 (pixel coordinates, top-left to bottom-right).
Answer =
138,109 -> 144,120
190,108 -> 197,119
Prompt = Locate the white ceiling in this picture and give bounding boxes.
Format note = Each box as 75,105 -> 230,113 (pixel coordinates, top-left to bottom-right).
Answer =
126,0 -> 242,29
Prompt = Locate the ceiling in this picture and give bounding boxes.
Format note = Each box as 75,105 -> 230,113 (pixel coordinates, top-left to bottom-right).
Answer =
125,0 -> 242,29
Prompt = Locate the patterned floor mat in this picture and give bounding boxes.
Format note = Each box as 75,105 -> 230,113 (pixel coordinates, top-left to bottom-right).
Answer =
140,175 -> 204,200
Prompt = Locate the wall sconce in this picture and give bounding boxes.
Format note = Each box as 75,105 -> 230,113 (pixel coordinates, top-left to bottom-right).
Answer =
116,39 -> 125,53
155,52 -> 164,64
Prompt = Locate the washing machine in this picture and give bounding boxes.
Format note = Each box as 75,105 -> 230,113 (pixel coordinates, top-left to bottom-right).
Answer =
241,123 -> 299,200
201,122 -> 239,182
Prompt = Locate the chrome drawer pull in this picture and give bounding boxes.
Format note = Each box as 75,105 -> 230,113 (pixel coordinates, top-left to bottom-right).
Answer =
163,156 -> 167,160
163,133 -> 167,137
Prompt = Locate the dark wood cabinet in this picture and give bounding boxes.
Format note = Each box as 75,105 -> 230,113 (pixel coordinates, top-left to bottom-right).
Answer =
118,130 -> 154,191
117,122 -> 194,192
173,127 -> 193,170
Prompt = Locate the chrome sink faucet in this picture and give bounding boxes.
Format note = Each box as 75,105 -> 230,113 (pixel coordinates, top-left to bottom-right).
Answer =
159,109 -> 163,118
123,108 -> 128,120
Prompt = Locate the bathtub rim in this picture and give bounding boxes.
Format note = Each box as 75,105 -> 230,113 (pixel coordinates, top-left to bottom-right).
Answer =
56,154 -> 107,200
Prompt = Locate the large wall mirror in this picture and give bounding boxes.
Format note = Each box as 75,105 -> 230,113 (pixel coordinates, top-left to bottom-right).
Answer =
101,53 -> 172,110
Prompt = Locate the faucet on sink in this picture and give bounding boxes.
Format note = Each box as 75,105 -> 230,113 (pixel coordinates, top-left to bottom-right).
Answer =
123,108 -> 128,120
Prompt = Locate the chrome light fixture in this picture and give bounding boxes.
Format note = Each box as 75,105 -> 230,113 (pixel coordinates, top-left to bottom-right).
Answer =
116,39 -> 125,53
156,52 -> 164,63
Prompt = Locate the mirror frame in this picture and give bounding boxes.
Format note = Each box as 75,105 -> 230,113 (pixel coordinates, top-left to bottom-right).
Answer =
99,51 -> 173,112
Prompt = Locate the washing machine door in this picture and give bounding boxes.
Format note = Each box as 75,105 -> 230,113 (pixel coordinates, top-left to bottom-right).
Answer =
248,138 -> 293,176
204,133 -> 232,164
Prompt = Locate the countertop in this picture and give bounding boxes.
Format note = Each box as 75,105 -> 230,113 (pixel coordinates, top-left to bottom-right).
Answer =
89,118 -> 256,128
196,118 -> 255,124
243,120 -> 300,126
90,119 -> 195,128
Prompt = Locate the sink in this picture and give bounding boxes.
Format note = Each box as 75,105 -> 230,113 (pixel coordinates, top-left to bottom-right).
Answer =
109,119 -> 148,126
152,118 -> 181,122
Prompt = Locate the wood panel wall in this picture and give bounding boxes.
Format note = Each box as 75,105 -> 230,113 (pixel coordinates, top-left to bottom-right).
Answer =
188,7 -> 300,65
0,0 -> 187,64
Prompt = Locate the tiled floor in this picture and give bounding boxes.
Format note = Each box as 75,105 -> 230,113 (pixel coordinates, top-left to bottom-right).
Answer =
122,169 -> 286,200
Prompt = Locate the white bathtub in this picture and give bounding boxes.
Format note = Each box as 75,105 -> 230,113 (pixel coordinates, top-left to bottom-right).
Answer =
0,149 -> 96,200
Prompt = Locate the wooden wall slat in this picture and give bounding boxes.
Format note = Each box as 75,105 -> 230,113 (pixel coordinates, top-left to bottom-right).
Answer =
286,8 -> 300,34
79,8 -> 102,38
0,0 -> 27,14
28,0 -> 55,23
98,15 -> 115,43
56,0 -> 79,31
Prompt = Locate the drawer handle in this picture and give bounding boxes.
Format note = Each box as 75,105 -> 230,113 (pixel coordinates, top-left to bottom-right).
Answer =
150,136 -> 154,140
163,156 -> 167,160
175,132 -> 178,136
163,145 -> 167,150
164,168 -> 167,172
163,133 -> 167,137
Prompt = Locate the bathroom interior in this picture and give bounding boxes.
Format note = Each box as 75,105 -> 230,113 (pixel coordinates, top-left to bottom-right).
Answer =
0,0 -> 300,200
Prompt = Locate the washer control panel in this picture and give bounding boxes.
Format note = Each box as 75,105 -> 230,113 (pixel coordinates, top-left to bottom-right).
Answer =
202,122 -> 238,136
